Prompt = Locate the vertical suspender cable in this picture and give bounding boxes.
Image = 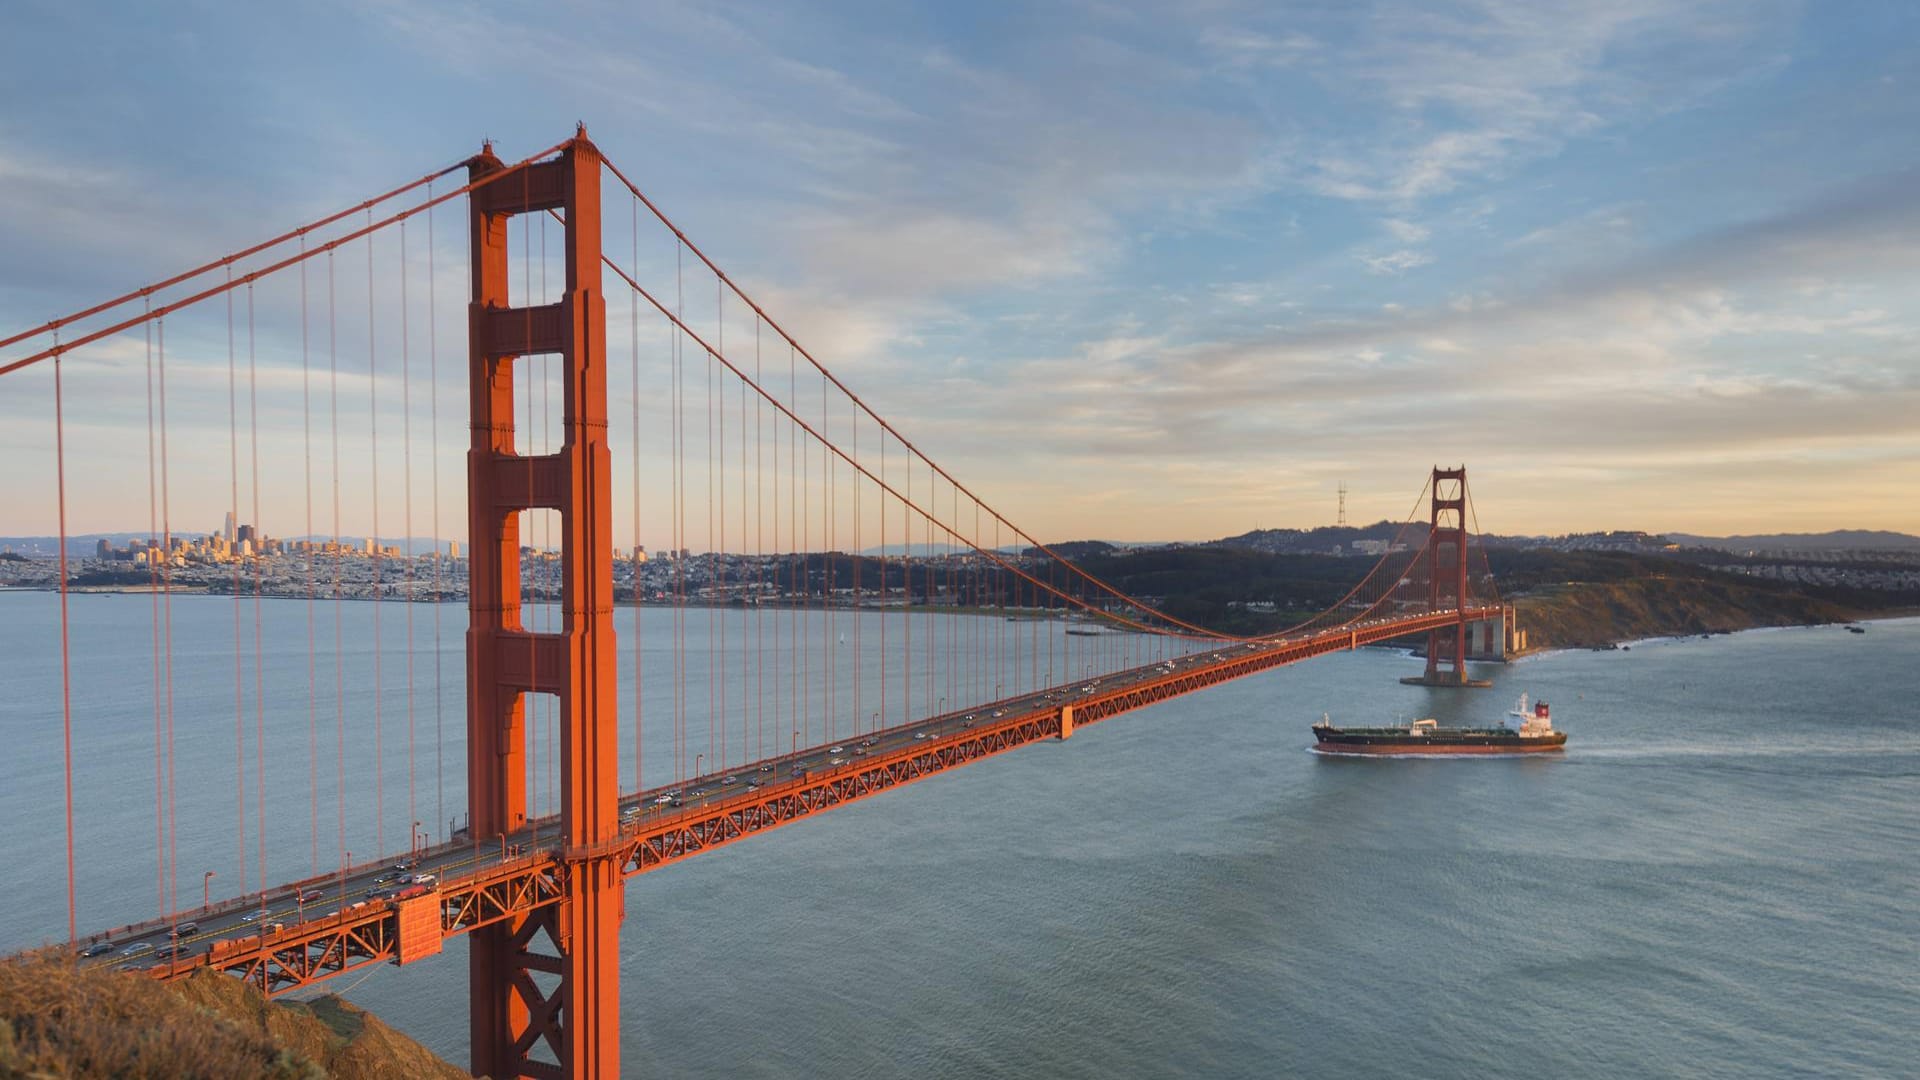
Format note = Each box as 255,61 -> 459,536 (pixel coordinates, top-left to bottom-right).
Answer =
631,195 -> 643,794
227,272 -> 248,896
146,310 -> 165,920
753,321 -> 762,762
429,186 -> 445,842
330,251 -> 346,876
740,332 -> 749,761
717,283 -> 725,771
401,219 -> 417,852
247,285 -> 267,891
159,317 -> 179,919
367,211 -> 385,858
54,346 -> 76,943
302,242 -> 319,876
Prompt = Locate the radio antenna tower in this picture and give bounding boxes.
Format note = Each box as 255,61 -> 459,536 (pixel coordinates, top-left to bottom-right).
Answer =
1337,481 -> 1348,527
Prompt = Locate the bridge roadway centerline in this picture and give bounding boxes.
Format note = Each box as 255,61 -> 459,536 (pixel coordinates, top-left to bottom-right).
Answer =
67,608 -> 1496,995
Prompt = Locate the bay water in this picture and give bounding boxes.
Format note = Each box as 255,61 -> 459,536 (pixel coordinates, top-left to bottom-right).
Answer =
2,591 -> 1915,1077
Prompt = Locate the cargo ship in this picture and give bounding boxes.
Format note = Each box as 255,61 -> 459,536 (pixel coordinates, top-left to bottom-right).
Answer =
1311,694 -> 1566,755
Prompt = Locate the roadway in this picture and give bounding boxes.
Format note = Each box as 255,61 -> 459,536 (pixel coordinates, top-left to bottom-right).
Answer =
69,609 -> 1469,979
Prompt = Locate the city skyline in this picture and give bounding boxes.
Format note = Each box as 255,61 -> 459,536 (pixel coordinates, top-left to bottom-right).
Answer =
4,3 -> 1919,541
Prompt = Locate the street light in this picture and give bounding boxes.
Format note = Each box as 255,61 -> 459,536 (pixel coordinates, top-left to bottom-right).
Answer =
203,871 -> 215,912
412,820 -> 422,854
695,752 -> 704,779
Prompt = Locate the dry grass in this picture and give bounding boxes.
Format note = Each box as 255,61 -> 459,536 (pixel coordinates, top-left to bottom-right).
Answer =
0,950 -> 468,1079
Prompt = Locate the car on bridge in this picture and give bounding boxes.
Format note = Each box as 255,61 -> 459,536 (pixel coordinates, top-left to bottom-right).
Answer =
78,940 -> 114,958
118,942 -> 154,960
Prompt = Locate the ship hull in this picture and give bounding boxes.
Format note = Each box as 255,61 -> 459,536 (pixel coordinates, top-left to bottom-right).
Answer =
1311,727 -> 1566,754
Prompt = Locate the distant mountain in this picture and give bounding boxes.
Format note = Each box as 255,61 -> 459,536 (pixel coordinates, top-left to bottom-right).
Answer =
1670,530 -> 1920,553
1205,521 -> 1406,554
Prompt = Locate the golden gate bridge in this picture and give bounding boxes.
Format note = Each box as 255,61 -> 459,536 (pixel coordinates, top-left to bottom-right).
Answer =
0,128 -> 1507,1079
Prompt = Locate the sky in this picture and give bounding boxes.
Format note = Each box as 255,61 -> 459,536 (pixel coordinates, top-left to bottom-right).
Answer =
2,0 -> 1919,544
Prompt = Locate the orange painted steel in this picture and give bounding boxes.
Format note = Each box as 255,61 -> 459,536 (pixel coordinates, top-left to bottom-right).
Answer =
465,129 -> 623,1080
1424,467 -> 1474,684
146,606 -> 1499,1007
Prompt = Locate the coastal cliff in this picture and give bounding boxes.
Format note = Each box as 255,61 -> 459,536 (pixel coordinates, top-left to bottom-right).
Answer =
1511,575 -> 1871,650
0,952 -> 467,1079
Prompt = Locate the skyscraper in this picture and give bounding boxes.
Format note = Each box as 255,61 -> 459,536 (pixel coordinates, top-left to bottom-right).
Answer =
223,511 -> 235,544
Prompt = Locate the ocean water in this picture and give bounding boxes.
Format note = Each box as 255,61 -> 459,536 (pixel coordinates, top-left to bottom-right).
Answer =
3,592 -> 1916,1078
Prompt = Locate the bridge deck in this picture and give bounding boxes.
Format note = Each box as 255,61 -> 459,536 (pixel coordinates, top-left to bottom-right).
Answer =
75,608 -> 1497,995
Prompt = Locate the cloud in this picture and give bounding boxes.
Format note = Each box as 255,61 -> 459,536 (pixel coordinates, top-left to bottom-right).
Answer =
1383,218 -> 1431,243
1362,250 -> 1434,275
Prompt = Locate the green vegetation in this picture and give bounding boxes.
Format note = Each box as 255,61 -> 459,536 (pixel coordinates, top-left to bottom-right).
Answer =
0,950 -> 466,1080
1061,545 -> 1917,648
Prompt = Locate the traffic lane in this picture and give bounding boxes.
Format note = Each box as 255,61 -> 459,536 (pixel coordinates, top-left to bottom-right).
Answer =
82,640 -> 1287,968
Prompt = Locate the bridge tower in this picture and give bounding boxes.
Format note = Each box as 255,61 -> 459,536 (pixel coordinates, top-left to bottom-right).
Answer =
466,130 -> 624,1079
1421,466 -> 1472,685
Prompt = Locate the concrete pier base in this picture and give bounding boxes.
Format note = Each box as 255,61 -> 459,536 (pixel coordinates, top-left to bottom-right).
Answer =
1399,674 -> 1494,688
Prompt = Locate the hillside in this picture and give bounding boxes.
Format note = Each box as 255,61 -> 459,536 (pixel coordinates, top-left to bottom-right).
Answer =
1060,544 -> 1913,646
1511,577 -> 1864,649
0,951 -> 467,1079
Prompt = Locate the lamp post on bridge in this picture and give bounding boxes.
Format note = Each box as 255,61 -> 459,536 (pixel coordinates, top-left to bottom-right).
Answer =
203,871 -> 214,913
412,820 -> 422,854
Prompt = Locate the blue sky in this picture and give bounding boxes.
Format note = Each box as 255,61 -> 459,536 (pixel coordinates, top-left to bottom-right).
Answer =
3,0 -> 1918,541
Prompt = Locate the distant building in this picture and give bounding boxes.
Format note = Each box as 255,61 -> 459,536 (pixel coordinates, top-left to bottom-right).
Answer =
224,511 -> 236,544
96,539 -> 111,558
448,540 -> 460,558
